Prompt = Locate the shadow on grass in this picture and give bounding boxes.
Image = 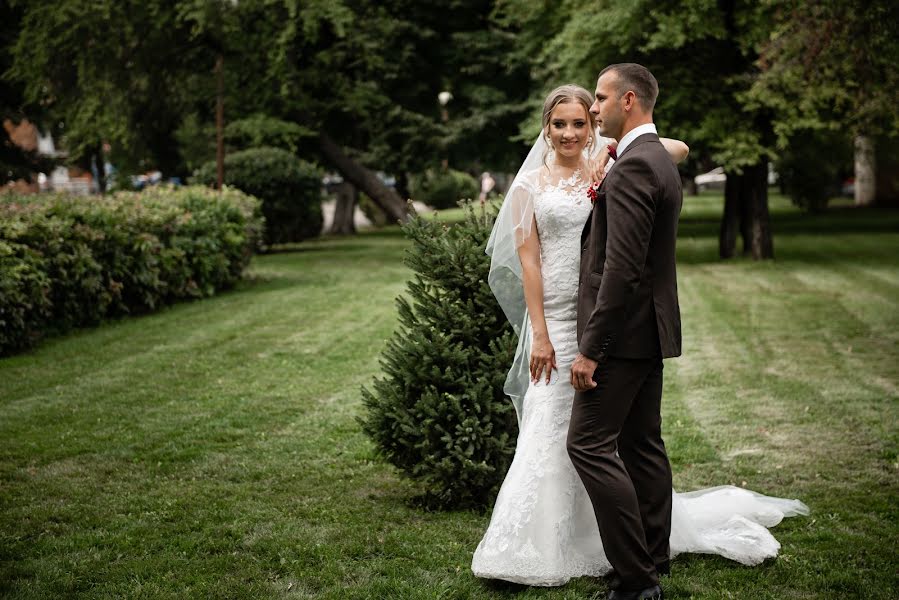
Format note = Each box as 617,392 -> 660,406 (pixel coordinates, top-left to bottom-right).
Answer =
676,205 -> 899,266
681,207 -> 899,237
263,227 -> 408,255
770,207 -> 899,235
233,272 -> 322,293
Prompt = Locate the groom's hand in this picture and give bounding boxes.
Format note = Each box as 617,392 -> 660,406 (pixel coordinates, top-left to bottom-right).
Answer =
570,353 -> 599,392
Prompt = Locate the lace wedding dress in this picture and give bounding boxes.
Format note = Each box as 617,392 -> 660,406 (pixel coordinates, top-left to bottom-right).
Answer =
471,168 -> 808,586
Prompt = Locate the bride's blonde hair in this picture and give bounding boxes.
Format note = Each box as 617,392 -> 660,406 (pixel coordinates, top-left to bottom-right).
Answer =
542,84 -> 596,166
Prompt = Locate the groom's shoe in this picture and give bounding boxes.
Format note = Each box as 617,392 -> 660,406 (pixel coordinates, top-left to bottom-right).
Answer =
607,585 -> 663,600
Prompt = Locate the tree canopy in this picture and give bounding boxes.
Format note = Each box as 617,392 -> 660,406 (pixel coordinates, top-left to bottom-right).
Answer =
4,1 -> 897,235
7,0 -> 531,217
748,0 -> 899,145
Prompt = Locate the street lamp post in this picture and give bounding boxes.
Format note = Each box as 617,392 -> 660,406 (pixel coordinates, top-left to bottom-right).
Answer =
438,91 -> 453,170
215,0 -> 238,192
215,53 -> 224,191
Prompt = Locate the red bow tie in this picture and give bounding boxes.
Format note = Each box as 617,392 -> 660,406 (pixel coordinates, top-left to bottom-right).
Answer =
607,144 -> 618,161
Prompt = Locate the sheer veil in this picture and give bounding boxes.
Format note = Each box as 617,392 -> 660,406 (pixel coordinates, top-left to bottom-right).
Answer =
486,127 -> 610,423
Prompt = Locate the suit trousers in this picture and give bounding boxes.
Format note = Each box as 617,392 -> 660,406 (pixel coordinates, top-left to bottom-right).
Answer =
566,356 -> 672,591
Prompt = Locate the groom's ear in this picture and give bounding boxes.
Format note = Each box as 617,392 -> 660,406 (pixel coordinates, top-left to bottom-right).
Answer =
622,90 -> 637,112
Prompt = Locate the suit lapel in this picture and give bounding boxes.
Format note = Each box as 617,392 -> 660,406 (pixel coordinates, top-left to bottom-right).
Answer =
581,209 -> 592,244
582,133 -> 657,244
615,132 -> 659,161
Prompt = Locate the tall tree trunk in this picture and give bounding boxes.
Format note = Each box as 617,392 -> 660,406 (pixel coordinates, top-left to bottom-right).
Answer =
318,132 -> 409,224
719,161 -> 774,260
330,182 -> 357,235
854,134 -> 876,206
682,174 -> 698,197
744,160 -> 774,259
395,171 -> 411,204
739,171 -> 753,256
94,142 -> 107,194
719,173 -> 740,259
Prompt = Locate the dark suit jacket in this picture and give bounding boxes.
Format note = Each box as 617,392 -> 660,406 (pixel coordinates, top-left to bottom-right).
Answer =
577,132 -> 682,361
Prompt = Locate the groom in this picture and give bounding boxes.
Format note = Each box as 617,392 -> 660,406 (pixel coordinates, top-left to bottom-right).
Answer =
568,63 -> 682,600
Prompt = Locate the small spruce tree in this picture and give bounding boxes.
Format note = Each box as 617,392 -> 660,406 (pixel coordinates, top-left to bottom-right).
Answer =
361,202 -> 518,509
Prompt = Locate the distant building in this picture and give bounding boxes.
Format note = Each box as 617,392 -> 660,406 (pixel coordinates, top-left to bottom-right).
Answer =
2,118 -> 93,195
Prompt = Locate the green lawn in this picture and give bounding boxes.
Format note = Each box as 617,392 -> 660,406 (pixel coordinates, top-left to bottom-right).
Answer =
1,194 -> 897,599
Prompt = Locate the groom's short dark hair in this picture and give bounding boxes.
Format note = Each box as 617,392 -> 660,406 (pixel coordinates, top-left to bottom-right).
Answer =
599,63 -> 659,112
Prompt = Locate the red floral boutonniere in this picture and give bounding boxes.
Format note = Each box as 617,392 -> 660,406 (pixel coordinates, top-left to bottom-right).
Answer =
587,182 -> 601,204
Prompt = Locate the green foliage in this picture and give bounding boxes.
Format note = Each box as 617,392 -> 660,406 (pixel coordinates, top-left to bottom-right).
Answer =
8,0 -> 531,190
361,202 -> 518,508
7,0 -> 206,176
193,147 -> 323,245
748,0 -> 899,144
495,0 -> 778,171
0,4 -> 56,183
0,233 -> 51,353
0,186 -> 262,355
224,114 -> 314,154
173,113 -> 217,175
410,169 -> 479,210
776,130 -> 852,212
261,0 -> 531,175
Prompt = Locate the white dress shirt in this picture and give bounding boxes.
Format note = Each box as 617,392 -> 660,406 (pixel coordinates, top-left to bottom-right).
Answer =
607,122 -> 658,172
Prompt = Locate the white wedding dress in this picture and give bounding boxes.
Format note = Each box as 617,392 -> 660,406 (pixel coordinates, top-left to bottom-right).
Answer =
471,168 -> 808,586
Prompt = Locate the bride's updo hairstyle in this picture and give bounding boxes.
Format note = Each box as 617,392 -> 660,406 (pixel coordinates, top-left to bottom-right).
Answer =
541,84 -> 597,165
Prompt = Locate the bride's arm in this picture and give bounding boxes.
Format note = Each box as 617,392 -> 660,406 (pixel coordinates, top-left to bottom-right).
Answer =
518,220 -> 556,384
589,137 -> 689,184
659,137 -> 689,163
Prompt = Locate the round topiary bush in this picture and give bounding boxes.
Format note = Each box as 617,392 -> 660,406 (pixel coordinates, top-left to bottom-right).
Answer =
411,168 -> 479,210
361,202 -> 518,509
194,146 -> 323,244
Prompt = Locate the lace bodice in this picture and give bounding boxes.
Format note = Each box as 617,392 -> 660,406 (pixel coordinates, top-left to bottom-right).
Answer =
528,168 -> 593,321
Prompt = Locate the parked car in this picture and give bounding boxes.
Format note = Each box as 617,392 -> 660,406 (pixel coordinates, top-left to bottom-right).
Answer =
841,178 -> 855,197
694,166 -> 726,191
694,165 -> 778,192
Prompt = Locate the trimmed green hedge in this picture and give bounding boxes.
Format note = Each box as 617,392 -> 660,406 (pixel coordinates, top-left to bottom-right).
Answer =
193,147 -> 323,245
0,186 -> 263,355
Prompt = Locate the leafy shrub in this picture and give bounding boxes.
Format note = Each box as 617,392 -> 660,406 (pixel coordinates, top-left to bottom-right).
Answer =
0,186 -> 262,355
174,113 -> 216,174
776,130 -> 852,212
0,227 -> 51,352
361,202 -> 518,509
194,147 -> 323,244
411,169 -> 479,210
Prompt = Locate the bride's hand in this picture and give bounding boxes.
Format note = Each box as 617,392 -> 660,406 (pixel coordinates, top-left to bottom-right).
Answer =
588,143 -> 615,186
530,335 -> 557,384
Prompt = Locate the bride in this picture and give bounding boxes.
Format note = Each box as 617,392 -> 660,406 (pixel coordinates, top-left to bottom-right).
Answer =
471,84 -> 808,587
